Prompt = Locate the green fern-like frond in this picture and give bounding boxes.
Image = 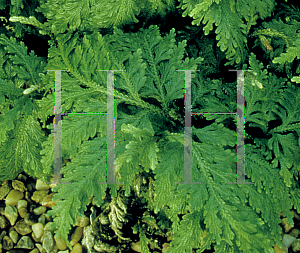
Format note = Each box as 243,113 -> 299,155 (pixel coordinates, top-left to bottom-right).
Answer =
40,113 -> 107,172
251,18 -> 300,79
167,211 -> 203,252
45,136 -> 109,250
0,34 -> 47,87
0,34 -> 48,181
177,0 -> 275,65
153,127 -> 277,252
273,35 -> 300,64
244,53 -> 283,132
106,25 -> 203,113
108,192 -> 130,241
115,123 -> 159,196
244,145 -> 293,246
0,113 -> 46,182
34,0 -> 176,35
267,84 -> 300,182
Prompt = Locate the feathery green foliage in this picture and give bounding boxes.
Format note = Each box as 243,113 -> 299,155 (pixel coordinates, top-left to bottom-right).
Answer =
0,1 -> 300,253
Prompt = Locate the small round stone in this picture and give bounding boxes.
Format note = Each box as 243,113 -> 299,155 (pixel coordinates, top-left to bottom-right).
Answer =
5,190 -> 24,206
32,223 -> 44,238
33,206 -> 46,215
54,236 -> 67,251
35,179 -> 50,191
70,243 -> 82,253
70,227 -> 83,246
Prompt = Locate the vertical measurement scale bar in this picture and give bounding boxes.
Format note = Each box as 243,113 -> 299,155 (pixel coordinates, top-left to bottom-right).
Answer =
98,70 -> 123,185
176,70 -> 201,184
50,70 -> 71,185
49,69 -> 123,186
228,70 -> 253,185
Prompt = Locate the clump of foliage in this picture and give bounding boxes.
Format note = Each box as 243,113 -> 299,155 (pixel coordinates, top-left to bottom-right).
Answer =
0,0 -> 300,253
